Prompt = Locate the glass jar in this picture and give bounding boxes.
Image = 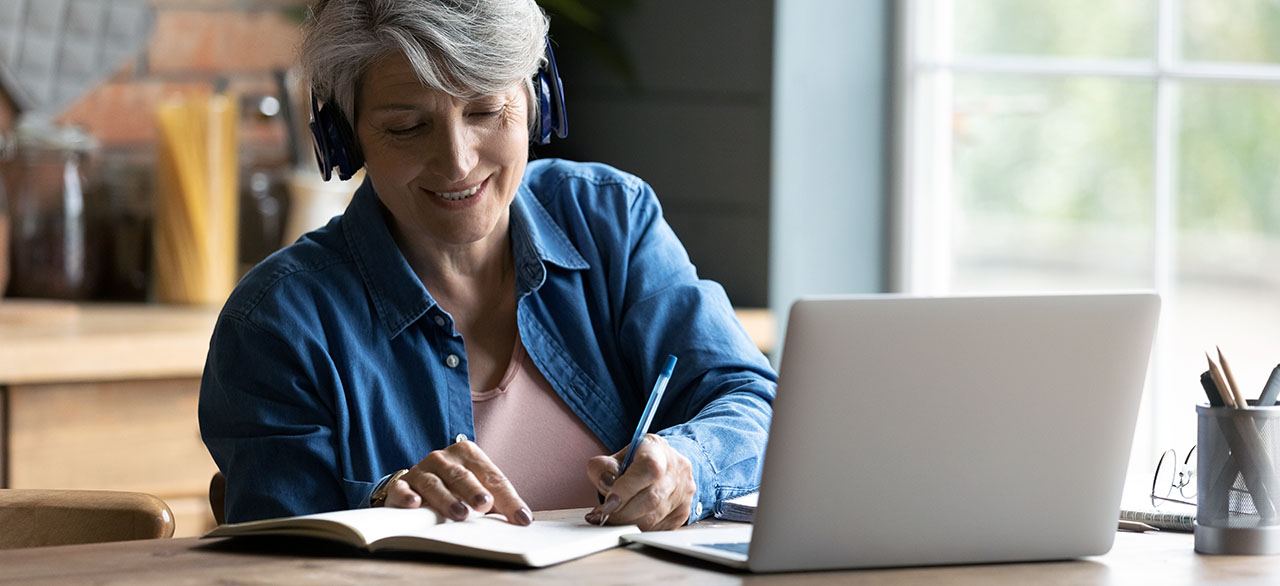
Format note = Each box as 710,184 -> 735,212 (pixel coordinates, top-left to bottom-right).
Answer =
91,149 -> 153,301
3,120 -> 100,299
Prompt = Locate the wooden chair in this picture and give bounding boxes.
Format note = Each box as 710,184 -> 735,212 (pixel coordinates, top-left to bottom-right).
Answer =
209,471 -> 226,526
0,489 -> 175,549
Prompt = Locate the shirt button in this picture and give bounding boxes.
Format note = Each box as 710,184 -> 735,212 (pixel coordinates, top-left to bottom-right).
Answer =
454,433 -> 468,444
434,315 -> 446,327
695,502 -> 703,517
445,354 -> 460,368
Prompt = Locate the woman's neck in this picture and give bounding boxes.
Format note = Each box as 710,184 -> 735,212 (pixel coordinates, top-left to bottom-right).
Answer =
391,211 -> 515,304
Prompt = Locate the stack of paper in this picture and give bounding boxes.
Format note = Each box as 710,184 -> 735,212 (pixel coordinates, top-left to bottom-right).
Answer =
715,492 -> 758,523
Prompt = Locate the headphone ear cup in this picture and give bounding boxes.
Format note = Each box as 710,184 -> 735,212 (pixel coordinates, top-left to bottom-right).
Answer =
534,72 -> 553,145
330,107 -> 364,176
309,94 -> 334,180
309,93 -> 364,181
533,37 -> 568,145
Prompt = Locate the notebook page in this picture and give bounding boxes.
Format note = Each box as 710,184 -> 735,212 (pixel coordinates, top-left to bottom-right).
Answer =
298,507 -> 447,544
379,508 -> 628,554
364,507 -> 635,566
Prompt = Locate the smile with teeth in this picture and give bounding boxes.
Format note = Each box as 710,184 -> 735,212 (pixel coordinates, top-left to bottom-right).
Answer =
436,184 -> 480,201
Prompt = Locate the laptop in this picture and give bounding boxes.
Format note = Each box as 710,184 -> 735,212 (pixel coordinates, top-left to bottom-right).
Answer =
625,293 -> 1161,572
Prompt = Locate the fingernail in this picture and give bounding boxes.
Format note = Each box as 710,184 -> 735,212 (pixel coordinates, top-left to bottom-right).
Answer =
515,508 -> 534,526
449,502 -> 468,520
600,473 -> 616,489
601,494 -> 621,515
407,494 -> 421,507
585,511 -> 602,525
472,493 -> 491,508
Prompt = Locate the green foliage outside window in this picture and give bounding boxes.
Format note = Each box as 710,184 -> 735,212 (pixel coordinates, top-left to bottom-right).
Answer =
950,0 -> 1280,238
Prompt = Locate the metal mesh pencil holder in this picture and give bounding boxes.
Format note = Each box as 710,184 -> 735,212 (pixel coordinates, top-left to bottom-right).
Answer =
1195,403 -> 1280,555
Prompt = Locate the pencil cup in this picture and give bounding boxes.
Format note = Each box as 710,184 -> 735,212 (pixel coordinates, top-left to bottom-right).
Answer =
1195,403 -> 1280,555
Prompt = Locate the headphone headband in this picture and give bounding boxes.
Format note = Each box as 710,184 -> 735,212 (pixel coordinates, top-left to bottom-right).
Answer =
310,36 -> 568,181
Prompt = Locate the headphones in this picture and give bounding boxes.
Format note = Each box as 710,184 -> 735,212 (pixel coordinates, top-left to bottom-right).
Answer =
310,38 -> 568,181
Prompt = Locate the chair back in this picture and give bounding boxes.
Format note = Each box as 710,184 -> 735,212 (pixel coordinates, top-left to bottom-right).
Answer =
0,489 -> 175,549
209,471 -> 226,525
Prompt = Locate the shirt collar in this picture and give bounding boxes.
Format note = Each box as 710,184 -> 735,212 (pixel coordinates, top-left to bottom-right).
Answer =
344,177 -> 589,338
510,183 -> 589,280
343,178 -> 432,337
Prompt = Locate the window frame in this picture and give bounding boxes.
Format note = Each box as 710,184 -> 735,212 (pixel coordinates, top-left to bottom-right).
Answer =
892,0 -> 1280,491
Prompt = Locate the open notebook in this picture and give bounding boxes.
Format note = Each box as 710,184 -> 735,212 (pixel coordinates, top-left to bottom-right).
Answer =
204,507 -> 636,568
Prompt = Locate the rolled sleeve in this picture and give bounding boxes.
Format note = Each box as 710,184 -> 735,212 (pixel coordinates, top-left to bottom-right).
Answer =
617,180 -> 777,524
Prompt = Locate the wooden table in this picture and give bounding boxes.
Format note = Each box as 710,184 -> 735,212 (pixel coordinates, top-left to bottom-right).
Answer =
0,531 -> 1277,585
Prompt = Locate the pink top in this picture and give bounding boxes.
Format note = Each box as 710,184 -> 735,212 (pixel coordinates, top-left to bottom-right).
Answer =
472,334 -> 609,511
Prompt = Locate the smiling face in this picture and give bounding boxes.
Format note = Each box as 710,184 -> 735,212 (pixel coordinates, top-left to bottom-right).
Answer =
355,51 -> 531,252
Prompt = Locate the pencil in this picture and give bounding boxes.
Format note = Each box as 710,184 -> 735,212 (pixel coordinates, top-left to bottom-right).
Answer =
1217,347 -> 1248,407
1118,520 -> 1159,533
1207,354 -> 1238,409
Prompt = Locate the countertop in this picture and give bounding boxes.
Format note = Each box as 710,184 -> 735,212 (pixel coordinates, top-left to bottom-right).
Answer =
0,300 -> 220,385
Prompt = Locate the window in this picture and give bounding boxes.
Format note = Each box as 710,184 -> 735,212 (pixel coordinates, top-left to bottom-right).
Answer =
896,0 -> 1280,499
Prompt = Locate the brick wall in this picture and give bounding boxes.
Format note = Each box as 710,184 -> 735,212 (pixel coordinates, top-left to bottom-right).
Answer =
0,2 -> 309,301
55,2 -> 305,150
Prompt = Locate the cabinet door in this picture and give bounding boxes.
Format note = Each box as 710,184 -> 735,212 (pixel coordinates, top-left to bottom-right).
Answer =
7,378 -> 218,536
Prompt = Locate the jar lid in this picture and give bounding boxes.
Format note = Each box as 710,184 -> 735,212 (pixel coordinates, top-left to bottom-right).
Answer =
8,117 -> 100,154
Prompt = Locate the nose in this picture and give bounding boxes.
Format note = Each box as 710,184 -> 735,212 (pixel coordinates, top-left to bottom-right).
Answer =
426,119 -> 478,183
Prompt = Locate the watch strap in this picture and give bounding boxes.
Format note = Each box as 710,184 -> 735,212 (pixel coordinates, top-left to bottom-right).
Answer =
370,468 -> 409,507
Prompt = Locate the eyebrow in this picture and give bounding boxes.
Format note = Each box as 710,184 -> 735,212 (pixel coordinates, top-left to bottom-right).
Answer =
366,104 -> 422,113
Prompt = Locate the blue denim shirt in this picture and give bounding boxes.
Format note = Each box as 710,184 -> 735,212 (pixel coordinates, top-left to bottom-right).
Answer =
199,159 -> 776,524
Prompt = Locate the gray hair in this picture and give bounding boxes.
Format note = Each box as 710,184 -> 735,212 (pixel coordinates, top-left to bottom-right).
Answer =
301,0 -> 549,132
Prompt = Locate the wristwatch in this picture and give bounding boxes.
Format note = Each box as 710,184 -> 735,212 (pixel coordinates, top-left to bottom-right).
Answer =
370,469 -> 410,507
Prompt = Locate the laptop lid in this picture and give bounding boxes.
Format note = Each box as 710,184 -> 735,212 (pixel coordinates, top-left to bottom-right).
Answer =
746,293 -> 1160,573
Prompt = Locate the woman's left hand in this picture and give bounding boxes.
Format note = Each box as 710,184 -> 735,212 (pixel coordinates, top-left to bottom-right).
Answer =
584,434 -> 695,531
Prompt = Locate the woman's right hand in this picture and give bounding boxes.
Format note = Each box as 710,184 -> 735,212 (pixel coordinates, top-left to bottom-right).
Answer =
381,440 -> 533,525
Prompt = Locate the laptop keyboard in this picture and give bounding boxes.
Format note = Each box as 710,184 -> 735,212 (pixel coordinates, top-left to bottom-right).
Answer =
701,541 -> 750,555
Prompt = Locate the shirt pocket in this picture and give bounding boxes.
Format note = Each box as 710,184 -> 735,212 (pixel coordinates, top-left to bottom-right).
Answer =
341,477 -> 378,510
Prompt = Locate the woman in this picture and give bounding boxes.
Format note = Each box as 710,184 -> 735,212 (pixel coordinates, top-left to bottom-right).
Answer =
199,0 -> 775,531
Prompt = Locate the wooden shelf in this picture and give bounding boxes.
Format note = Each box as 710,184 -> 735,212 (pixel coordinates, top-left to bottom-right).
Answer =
734,307 -> 776,355
0,300 -> 775,385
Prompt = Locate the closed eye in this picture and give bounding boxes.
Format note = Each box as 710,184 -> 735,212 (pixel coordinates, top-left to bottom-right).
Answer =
386,124 -> 423,137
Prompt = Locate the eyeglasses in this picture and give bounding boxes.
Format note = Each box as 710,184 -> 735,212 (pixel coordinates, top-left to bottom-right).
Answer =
1151,446 -> 1197,508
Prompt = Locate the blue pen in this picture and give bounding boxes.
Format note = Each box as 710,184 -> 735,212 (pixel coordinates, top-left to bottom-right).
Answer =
619,355 -> 678,475
599,355 -> 677,526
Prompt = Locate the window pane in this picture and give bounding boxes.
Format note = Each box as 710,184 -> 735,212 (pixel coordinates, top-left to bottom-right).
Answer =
954,0 -> 1155,58
1182,0 -> 1280,63
950,75 -> 1156,292
1172,83 -> 1280,439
